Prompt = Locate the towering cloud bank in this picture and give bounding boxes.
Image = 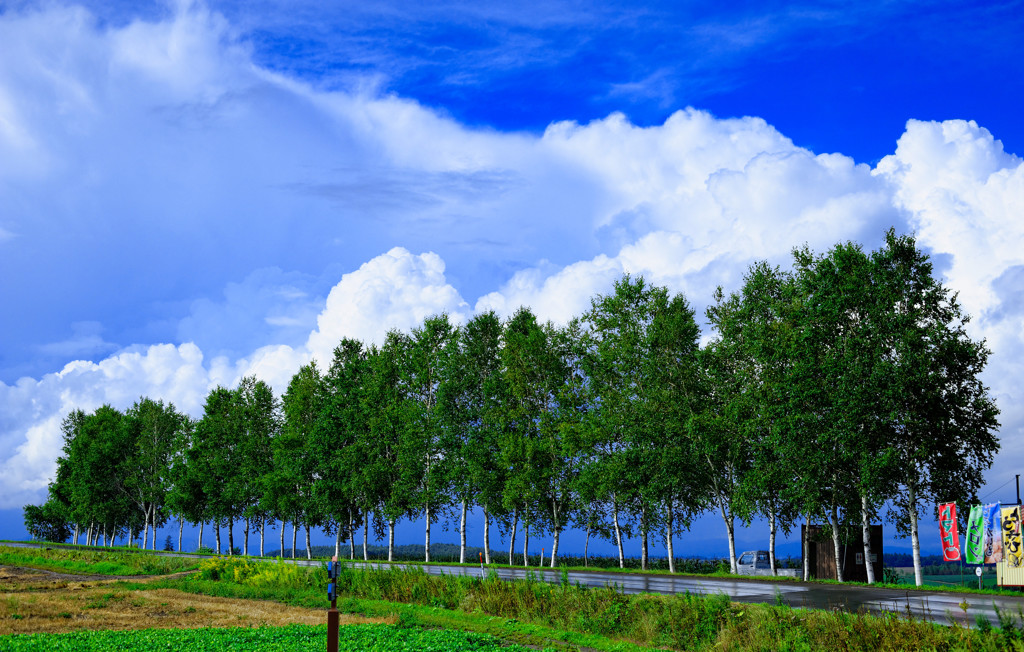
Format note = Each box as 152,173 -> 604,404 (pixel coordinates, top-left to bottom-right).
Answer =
0,3 -> 1021,509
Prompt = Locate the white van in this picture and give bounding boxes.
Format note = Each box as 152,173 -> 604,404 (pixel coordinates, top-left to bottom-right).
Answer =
736,550 -> 773,574
736,550 -> 801,577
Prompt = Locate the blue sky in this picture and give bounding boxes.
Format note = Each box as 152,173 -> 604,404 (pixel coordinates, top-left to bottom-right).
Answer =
1,0 -> 1022,556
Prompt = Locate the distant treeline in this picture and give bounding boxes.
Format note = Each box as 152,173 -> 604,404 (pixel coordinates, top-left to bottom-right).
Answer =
25,231 -> 999,586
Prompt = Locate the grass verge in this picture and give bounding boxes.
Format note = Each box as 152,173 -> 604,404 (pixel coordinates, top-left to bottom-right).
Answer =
0,545 -> 199,576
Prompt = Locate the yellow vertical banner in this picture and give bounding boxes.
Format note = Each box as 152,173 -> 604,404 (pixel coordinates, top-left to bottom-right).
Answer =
1001,505 -> 1023,568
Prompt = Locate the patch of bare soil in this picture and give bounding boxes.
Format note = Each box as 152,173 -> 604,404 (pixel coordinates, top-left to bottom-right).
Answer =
0,565 -> 389,635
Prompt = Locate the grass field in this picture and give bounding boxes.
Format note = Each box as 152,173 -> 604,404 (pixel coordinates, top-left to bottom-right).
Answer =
891,566 -> 1001,590
6,548 -> 1024,650
0,545 -> 199,577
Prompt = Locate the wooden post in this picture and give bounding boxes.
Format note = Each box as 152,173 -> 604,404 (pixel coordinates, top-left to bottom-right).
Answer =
327,555 -> 339,652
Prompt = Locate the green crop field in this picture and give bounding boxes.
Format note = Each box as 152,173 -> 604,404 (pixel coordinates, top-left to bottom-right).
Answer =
0,623 -> 542,652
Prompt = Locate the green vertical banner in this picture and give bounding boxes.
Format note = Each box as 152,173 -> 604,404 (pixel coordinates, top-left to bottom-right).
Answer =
964,504 -> 984,564
1002,505 -> 1023,568
939,502 -> 961,561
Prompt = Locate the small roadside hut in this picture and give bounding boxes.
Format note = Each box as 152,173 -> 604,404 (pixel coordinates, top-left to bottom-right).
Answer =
802,524 -> 883,583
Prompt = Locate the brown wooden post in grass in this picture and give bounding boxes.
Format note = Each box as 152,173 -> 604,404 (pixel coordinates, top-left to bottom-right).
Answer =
327,555 -> 339,652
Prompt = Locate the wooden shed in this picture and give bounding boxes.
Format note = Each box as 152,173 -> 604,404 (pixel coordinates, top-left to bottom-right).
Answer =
802,524 -> 883,583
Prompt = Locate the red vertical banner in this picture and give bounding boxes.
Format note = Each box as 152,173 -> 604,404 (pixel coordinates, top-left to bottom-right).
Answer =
939,502 -> 961,562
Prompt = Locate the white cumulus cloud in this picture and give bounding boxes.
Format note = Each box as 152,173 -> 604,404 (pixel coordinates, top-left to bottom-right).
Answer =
305,247 -> 471,366
0,2 -> 1022,523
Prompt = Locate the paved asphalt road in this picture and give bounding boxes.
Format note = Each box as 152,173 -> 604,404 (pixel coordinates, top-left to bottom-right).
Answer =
5,541 -> 1022,628
335,560 -> 1022,628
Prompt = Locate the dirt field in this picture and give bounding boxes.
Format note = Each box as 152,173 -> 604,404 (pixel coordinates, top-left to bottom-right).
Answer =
0,565 -> 386,636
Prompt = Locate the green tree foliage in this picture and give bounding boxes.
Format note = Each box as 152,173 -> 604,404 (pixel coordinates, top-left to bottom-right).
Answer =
403,314 -> 459,562
495,308 -> 565,566
364,331 -> 417,561
67,405 -> 133,545
870,231 -> 999,585
581,276 -> 705,570
165,415 -> 207,549
274,362 -> 325,559
122,397 -> 188,550
22,502 -> 71,543
34,233 -> 999,577
705,262 -> 800,574
315,338 -> 371,558
439,311 -> 503,563
237,376 -> 281,555
191,387 -> 246,554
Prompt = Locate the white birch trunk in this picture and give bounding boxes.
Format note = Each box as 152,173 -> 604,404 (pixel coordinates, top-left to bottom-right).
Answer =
584,525 -> 590,567
612,499 -> 625,569
198,521 -> 204,550
861,493 -> 875,584
459,500 -> 467,564
335,526 -> 341,559
908,481 -> 923,586
523,521 -> 529,567
719,497 -> 737,573
665,500 -> 675,574
291,521 -> 297,559
802,515 -> 809,581
388,519 -> 396,562
363,519 -> 368,561
508,509 -> 518,566
483,508 -> 491,564
305,523 -> 312,560
348,511 -> 355,560
769,509 -> 777,576
550,526 -> 560,568
828,507 -> 844,582
640,503 -> 649,571
424,504 -> 431,563
178,518 -> 184,552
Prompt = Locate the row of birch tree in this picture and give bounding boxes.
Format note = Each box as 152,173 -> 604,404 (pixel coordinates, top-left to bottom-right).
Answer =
27,230 -> 999,585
